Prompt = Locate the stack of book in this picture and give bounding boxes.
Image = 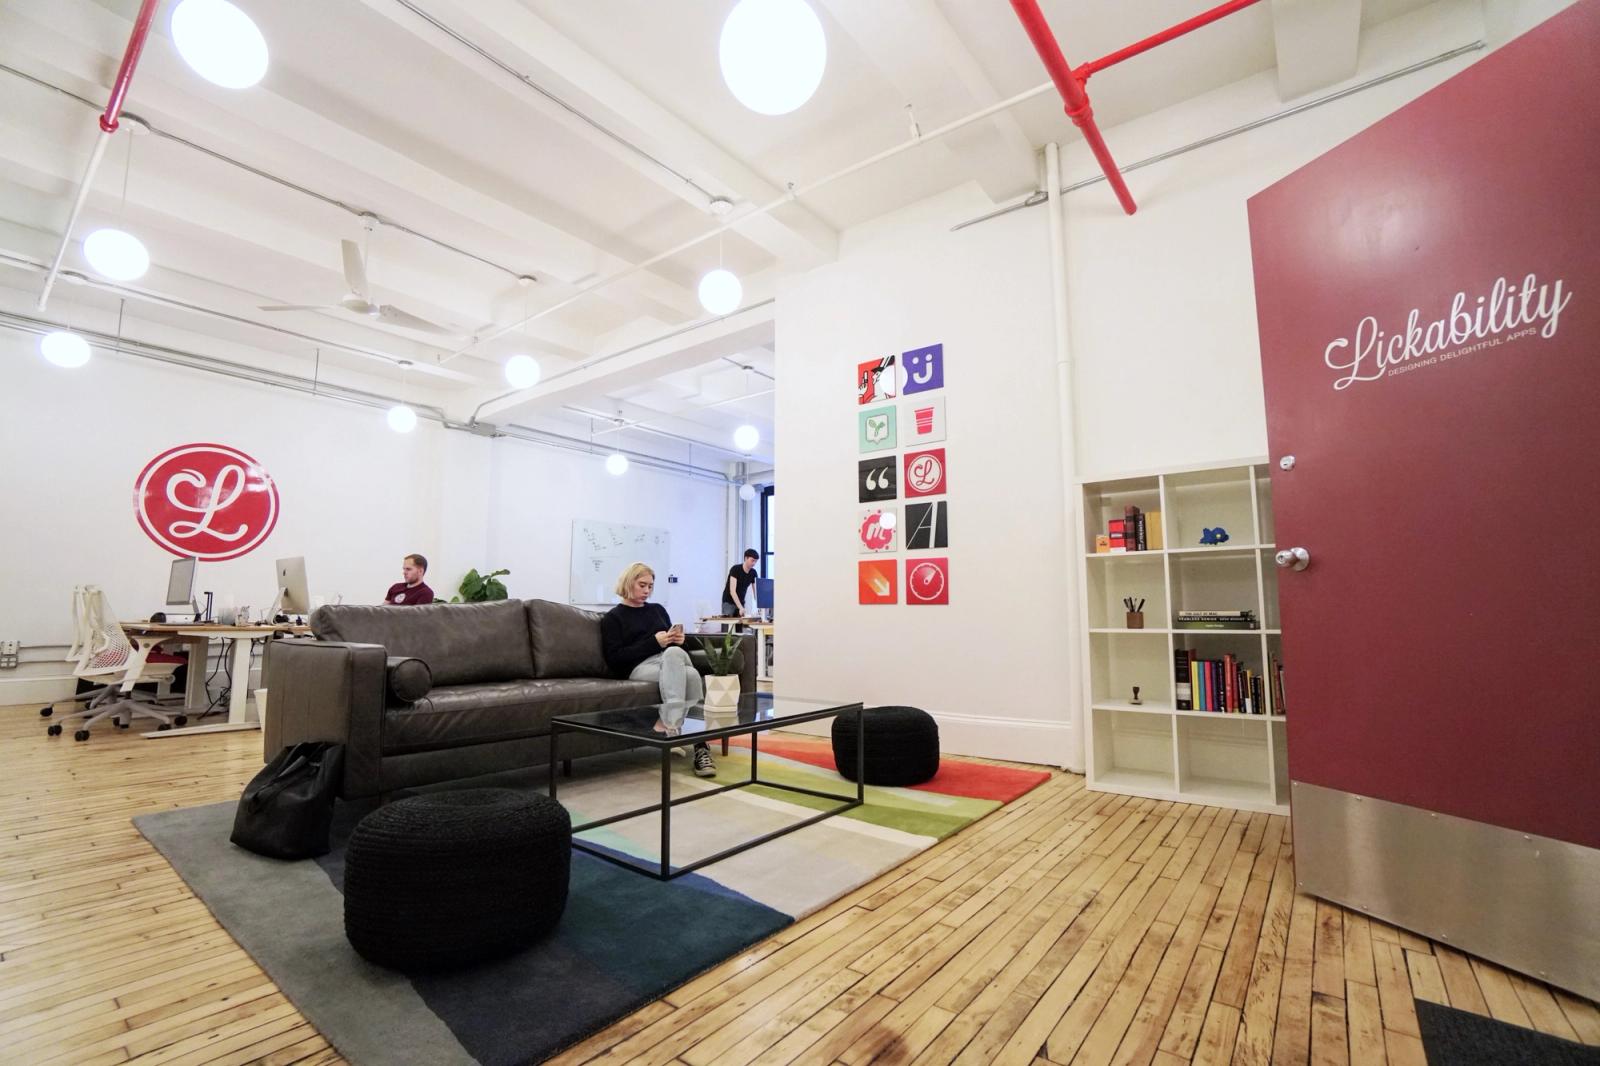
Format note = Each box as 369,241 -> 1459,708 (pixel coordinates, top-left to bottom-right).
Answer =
1173,609 -> 1258,630
1099,505 -> 1163,553
1174,650 -> 1286,715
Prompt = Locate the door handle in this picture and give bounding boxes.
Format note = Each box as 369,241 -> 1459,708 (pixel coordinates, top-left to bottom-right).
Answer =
1275,547 -> 1310,571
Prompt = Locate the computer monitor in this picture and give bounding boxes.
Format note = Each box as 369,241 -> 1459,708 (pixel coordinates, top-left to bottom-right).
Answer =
756,578 -> 774,613
165,556 -> 198,609
270,557 -> 312,618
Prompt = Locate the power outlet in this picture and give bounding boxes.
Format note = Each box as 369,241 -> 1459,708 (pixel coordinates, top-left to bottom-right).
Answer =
0,640 -> 18,669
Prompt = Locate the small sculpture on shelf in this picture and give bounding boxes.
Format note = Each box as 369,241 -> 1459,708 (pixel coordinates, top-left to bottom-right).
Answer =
1200,527 -> 1231,546
1130,686 -> 1142,706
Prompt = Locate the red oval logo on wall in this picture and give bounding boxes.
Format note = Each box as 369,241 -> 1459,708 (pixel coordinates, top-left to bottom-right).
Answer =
134,444 -> 279,560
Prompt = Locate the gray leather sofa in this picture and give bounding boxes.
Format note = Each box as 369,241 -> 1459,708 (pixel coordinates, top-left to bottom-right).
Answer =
262,599 -> 755,799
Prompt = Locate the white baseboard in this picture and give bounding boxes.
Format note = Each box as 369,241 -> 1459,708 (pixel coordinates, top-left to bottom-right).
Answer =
0,674 -> 77,707
781,708 -> 1081,773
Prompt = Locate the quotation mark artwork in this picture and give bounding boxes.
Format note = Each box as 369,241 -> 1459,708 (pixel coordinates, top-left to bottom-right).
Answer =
858,405 -> 897,453
901,343 -> 944,395
857,354 -> 897,405
857,507 -> 897,553
904,501 -> 948,550
902,447 -> 947,499
906,557 -> 949,605
134,443 -> 280,561
858,559 -> 897,604
858,458 -> 897,502
904,394 -> 945,445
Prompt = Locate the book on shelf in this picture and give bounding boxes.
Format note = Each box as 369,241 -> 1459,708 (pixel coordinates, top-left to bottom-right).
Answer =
1174,609 -> 1258,630
1171,648 -> 1284,715
1094,534 -> 1110,553
1108,518 -> 1126,553
1100,508 -> 1158,552
1147,510 -> 1163,550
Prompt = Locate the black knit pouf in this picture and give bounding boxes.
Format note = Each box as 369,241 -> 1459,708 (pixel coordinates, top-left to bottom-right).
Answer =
831,706 -> 940,786
343,788 -> 571,972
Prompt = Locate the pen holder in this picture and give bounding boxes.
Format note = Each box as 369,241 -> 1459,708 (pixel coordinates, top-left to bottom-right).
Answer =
1125,611 -> 1145,629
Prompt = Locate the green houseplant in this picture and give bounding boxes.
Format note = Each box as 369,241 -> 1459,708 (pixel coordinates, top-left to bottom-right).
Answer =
451,568 -> 510,603
697,632 -> 744,711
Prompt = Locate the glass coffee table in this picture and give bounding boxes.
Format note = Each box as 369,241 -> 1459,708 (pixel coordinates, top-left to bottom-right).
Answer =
549,694 -> 864,880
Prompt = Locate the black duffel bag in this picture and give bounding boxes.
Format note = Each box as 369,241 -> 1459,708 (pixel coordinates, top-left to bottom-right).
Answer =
230,742 -> 345,859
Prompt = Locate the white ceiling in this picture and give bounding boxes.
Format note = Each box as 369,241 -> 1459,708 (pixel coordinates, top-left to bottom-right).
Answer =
0,0 -> 1441,465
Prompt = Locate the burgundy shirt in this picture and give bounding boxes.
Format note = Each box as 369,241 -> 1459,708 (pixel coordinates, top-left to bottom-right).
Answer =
384,581 -> 435,606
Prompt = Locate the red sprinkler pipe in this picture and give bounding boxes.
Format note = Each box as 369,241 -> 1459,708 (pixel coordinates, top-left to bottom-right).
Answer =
36,0 -> 162,309
1009,0 -> 1266,215
1009,0 -> 1138,215
1076,0 -> 1266,81
100,0 -> 161,132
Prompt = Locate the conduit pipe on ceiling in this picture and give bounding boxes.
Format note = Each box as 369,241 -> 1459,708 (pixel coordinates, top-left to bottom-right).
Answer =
1008,0 -> 1266,216
35,0 -> 161,311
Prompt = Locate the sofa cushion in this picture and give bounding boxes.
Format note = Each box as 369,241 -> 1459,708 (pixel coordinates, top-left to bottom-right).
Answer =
385,656 -> 432,703
525,600 -> 610,679
311,601 -> 534,686
382,678 -> 661,755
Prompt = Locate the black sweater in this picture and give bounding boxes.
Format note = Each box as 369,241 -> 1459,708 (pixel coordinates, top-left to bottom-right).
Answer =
600,602 -> 672,678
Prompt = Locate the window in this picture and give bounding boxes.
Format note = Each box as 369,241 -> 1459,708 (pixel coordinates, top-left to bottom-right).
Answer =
760,485 -> 775,579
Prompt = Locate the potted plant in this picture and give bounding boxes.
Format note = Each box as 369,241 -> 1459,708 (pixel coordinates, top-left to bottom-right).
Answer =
696,632 -> 744,712
450,568 -> 510,603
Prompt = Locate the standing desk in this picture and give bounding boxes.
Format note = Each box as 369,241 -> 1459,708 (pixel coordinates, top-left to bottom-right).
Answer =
119,622 -> 308,738
696,617 -> 775,682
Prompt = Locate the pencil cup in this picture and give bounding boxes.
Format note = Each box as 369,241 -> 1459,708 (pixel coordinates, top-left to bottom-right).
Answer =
1126,611 -> 1145,629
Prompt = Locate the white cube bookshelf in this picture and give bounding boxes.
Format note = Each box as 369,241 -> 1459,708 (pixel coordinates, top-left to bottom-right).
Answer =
1079,460 -> 1288,815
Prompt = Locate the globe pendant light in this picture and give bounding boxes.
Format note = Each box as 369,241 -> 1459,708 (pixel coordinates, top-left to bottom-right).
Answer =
40,330 -> 91,368
605,453 -> 630,477
83,228 -> 149,281
386,404 -> 417,433
733,424 -> 760,451
739,484 -> 757,502
720,0 -> 827,116
503,277 -> 542,388
171,0 -> 269,89
698,268 -> 742,316
879,510 -> 897,531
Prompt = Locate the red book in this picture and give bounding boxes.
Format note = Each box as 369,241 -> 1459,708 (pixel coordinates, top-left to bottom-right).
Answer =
1224,654 -> 1235,711
1108,518 -> 1126,552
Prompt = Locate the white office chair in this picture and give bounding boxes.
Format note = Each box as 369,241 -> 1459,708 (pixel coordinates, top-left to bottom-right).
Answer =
43,586 -> 188,741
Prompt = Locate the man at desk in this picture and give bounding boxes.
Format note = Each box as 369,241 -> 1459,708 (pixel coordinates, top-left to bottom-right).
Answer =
384,554 -> 436,605
721,549 -> 759,617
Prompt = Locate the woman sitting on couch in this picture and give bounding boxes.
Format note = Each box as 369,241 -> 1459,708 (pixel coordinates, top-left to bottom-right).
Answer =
600,562 -> 715,778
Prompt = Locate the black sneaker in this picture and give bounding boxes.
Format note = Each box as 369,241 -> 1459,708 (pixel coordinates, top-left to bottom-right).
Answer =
692,744 -> 716,778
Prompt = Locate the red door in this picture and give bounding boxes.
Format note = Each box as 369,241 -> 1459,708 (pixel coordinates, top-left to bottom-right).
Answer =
1248,0 -> 1599,999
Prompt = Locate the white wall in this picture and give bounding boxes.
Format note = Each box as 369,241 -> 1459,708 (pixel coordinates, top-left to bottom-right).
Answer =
775,188 -> 1079,765
0,332 -> 731,700
771,0 -> 1569,766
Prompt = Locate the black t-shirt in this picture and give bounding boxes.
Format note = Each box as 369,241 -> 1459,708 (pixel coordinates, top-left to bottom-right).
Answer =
723,564 -> 756,608
600,602 -> 672,679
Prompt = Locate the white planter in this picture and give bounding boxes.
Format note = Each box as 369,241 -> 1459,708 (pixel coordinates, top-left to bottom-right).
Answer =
704,674 -> 741,711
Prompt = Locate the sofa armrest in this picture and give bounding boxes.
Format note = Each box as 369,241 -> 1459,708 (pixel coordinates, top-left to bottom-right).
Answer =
262,637 -> 388,799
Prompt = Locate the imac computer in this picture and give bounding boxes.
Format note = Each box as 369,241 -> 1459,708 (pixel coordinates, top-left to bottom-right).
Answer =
268,557 -> 312,622
756,578 -> 774,616
161,556 -> 199,623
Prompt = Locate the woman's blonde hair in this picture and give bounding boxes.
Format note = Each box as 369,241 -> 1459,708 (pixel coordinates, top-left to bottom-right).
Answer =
614,562 -> 656,598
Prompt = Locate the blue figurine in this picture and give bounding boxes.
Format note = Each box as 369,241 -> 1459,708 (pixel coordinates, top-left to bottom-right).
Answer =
1200,527 -> 1230,545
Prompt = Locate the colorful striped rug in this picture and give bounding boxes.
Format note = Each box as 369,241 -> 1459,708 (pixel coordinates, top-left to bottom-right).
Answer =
135,735 -> 1051,1065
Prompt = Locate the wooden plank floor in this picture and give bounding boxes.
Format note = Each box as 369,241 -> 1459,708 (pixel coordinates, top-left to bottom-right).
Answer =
2,705 -> 1597,1065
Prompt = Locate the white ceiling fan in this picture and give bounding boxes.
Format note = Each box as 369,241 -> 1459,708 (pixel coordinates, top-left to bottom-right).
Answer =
259,216 -> 456,335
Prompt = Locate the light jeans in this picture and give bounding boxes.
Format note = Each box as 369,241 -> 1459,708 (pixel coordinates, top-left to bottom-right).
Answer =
629,646 -> 704,705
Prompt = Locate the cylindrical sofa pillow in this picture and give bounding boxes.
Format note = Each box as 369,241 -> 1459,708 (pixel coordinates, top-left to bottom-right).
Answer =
385,656 -> 433,703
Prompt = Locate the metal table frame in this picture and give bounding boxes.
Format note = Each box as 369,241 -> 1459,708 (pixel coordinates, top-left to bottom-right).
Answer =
549,701 -> 864,880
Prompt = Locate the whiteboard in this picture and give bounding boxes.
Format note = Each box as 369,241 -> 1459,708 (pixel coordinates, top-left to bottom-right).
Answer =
569,519 -> 671,605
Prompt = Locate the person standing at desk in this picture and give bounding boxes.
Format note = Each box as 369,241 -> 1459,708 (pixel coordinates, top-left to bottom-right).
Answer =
721,549 -> 759,617
384,554 -> 436,605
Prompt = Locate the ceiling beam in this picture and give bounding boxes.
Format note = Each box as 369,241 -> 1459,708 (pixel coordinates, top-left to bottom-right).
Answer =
1270,0 -> 1364,99
476,302 -> 775,423
817,0 -> 1039,203
355,0 -> 838,268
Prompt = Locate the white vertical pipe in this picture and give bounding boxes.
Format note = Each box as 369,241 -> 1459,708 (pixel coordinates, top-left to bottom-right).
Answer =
36,132 -> 113,311
1047,141 -> 1087,774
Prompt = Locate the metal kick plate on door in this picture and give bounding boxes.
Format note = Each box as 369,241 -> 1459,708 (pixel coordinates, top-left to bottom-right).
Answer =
1292,781 -> 1600,1002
